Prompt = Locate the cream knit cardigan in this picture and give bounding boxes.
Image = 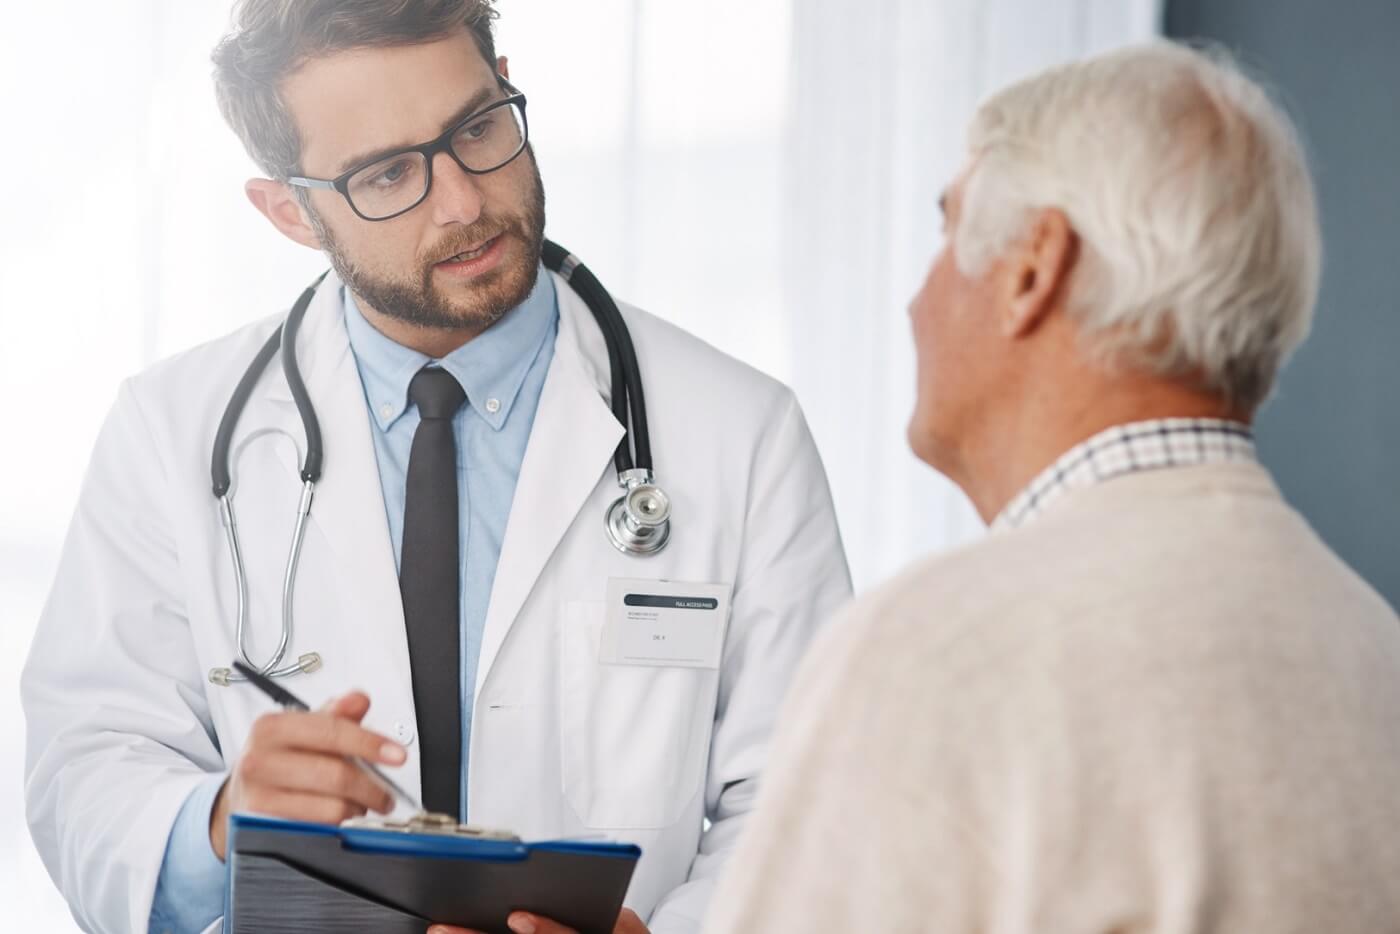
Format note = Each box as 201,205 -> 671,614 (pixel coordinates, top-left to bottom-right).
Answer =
704,462 -> 1400,933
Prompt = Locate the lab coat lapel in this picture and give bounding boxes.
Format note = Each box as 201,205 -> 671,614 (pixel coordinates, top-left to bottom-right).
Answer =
473,273 -> 624,698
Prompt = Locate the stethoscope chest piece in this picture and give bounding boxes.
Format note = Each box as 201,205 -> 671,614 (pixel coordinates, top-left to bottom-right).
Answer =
606,468 -> 671,556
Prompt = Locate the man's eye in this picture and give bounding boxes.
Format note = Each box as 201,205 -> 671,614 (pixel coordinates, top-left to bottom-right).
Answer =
459,116 -> 495,143
368,159 -> 416,188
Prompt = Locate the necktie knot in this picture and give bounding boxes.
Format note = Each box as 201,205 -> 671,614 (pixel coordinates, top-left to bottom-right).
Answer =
408,366 -> 466,421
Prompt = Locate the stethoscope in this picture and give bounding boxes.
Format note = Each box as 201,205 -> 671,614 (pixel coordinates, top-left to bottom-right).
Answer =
208,240 -> 671,686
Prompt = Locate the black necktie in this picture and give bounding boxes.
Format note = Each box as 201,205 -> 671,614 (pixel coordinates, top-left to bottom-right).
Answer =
400,366 -> 466,817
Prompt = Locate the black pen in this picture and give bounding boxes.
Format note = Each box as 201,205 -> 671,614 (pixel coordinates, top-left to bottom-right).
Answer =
230,660 -> 425,814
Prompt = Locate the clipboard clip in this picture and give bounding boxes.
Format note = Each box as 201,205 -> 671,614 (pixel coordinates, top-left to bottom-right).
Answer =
341,813 -> 522,842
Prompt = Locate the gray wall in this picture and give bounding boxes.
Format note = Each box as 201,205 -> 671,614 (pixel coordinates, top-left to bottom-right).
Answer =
1166,0 -> 1400,610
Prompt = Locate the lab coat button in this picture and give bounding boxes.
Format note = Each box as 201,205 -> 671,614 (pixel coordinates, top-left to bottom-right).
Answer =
393,721 -> 415,745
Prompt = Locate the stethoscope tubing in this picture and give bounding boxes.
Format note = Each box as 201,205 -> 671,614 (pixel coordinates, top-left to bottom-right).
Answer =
211,270 -> 329,497
280,272 -> 329,483
211,326 -> 280,499
540,240 -> 652,473
207,242 -> 659,685
210,271 -> 326,680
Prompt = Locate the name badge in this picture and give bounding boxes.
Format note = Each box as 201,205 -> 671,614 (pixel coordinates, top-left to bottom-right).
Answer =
601,578 -> 732,669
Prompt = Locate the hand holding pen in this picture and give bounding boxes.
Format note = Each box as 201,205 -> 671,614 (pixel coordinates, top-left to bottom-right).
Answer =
207,660 -> 419,861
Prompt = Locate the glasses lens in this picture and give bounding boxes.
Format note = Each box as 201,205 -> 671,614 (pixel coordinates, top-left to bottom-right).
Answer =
450,101 -> 527,173
346,151 -> 430,220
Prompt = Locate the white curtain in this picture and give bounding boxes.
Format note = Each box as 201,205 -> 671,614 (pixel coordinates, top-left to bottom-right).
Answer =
498,0 -> 1160,587
0,2 -> 1157,928
783,0 -> 1162,586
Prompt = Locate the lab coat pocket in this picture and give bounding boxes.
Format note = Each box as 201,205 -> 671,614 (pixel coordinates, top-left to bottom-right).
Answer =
559,601 -> 717,830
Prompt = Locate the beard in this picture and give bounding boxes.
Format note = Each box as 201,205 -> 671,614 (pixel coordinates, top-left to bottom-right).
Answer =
311,151 -> 547,331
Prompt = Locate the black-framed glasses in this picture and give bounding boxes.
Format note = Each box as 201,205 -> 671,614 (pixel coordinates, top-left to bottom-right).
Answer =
287,77 -> 529,222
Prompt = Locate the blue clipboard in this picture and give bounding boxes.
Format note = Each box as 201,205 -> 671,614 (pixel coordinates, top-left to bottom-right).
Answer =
223,814 -> 642,934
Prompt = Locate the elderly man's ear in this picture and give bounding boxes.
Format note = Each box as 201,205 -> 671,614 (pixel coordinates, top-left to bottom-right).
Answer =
999,208 -> 1078,338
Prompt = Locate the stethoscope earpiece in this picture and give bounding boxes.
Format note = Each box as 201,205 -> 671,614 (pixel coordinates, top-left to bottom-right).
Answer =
209,652 -> 322,687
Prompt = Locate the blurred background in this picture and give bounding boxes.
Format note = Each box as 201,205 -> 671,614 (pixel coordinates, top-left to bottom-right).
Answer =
3,0 -> 1397,929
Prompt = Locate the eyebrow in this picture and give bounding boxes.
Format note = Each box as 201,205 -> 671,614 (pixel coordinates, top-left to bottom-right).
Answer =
332,85 -> 502,177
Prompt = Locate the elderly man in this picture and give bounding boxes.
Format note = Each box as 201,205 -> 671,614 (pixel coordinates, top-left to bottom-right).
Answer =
704,41 -> 1400,933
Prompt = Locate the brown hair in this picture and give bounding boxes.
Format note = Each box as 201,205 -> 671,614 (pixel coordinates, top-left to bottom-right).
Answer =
212,0 -> 499,179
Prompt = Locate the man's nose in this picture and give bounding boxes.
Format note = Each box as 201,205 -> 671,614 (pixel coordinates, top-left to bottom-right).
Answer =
426,152 -> 485,227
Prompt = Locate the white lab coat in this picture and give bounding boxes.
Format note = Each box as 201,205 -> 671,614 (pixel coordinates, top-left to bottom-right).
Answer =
22,269 -> 851,934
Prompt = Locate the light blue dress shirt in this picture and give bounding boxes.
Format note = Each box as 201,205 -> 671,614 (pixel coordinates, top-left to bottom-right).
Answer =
148,267 -> 559,934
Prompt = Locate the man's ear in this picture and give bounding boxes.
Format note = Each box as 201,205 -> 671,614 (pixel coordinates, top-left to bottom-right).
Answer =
497,55 -> 510,80
245,178 -> 322,250
999,207 -> 1077,339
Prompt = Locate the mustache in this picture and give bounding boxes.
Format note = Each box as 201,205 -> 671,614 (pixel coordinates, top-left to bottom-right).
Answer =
423,219 -> 518,266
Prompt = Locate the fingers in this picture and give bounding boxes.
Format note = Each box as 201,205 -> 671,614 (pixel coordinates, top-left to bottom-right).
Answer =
425,915 -> 575,934
222,696 -> 407,839
322,690 -> 372,722
427,911 -> 640,934
506,913 -> 578,934
238,749 -> 394,815
248,707 -> 406,766
616,909 -> 649,934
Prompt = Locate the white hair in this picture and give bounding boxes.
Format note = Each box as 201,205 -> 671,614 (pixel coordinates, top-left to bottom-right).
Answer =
957,40 -> 1322,410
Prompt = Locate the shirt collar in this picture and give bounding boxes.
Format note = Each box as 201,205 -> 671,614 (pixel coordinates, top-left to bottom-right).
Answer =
344,265 -> 557,432
992,417 -> 1258,531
